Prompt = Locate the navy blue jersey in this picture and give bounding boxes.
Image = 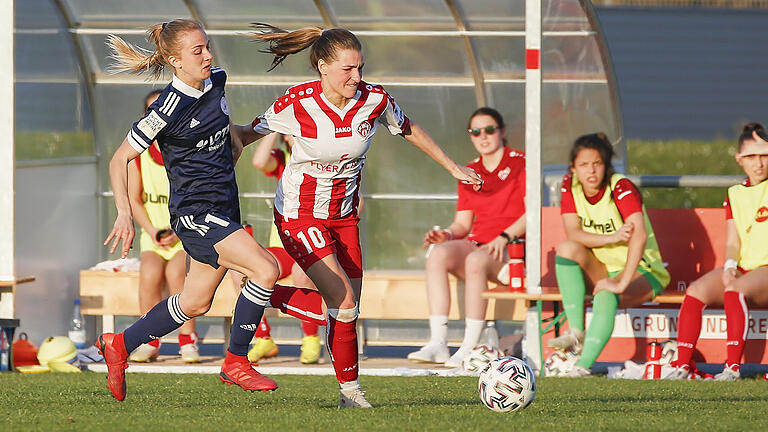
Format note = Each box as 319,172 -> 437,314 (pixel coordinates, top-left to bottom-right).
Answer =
126,68 -> 239,220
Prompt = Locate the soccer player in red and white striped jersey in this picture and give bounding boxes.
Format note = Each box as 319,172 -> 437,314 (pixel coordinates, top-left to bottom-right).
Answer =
232,25 -> 483,408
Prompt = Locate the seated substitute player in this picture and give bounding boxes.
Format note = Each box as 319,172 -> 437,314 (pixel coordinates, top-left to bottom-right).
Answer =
668,123 -> 768,381
127,90 -> 199,363
97,19 -> 327,402
548,132 -> 670,377
407,107 -> 525,368
244,132 -> 323,365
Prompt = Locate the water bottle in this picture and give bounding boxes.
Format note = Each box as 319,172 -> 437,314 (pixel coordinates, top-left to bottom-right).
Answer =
0,327 -> 8,371
68,299 -> 87,349
481,321 -> 500,349
425,225 -> 442,258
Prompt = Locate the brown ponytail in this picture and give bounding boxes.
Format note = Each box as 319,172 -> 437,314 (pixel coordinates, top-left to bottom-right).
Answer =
107,19 -> 205,79
248,23 -> 362,73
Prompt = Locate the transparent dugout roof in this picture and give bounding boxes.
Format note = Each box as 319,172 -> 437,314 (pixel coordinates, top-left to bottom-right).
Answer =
16,0 -> 624,267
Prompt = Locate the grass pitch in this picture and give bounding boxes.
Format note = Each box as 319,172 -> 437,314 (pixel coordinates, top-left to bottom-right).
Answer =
1,373 -> 767,431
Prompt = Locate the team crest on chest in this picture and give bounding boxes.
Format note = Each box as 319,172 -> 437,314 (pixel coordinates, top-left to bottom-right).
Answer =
498,167 -> 511,181
220,96 -> 229,115
356,120 -> 372,138
756,206 -> 768,223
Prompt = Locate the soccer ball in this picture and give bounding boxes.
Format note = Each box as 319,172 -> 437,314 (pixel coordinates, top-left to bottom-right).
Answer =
478,356 -> 536,413
463,344 -> 505,373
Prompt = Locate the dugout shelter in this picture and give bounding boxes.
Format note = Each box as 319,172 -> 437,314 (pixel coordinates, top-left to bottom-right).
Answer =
4,0 -> 622,350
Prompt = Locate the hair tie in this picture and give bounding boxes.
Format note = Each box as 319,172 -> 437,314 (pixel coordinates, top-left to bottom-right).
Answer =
161,22 -> 168,31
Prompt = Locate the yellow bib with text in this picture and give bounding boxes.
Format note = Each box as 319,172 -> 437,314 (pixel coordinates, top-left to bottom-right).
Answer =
727,179 -> 768,270
571,173 -> 670,288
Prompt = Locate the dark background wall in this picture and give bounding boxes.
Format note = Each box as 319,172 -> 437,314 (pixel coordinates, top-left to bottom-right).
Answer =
595,7 -> 768,140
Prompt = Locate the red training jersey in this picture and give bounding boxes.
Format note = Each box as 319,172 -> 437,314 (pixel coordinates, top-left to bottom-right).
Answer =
457,148 -> 526,244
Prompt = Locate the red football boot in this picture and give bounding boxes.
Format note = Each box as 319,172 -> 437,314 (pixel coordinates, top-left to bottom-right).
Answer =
219,351 -> 278,392
95,333 -> 129,401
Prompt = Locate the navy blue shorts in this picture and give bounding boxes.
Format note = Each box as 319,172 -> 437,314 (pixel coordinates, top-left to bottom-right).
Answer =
172,211 -> 242,268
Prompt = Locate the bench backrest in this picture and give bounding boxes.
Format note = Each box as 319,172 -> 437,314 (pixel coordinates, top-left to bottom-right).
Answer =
541,207 -> 726,293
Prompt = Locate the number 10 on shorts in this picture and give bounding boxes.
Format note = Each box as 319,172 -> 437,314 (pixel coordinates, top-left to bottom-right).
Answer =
290,227 -> 327,253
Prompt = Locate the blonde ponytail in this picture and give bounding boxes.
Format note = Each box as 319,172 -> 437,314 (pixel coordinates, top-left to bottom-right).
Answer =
106,19 -> 205,80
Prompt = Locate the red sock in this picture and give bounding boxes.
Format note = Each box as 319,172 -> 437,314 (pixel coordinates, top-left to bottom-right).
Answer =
114,332 -> 129,358
147,338 -> 161,348
326,315 -> 358,383
724,291 -> 748,366
270,284 -> 327,326
254,317 -> 271,338
223,350 -> 248,364
675,295 -> 705,367
178,332 -> 196,346
301,320 -> 319,336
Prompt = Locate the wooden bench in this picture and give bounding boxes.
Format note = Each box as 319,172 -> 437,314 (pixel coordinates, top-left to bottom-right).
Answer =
483,207 -> 729,370
79,269 -> 528,348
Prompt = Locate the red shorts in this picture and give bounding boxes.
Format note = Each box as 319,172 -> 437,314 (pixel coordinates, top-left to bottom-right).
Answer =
274,210 -> 363,279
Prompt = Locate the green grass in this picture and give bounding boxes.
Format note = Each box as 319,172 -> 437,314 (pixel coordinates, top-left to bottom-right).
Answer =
2,373 -> 768,431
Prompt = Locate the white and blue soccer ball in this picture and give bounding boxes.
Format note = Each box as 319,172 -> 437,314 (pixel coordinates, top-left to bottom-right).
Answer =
478,356 -> 536,413
463,344 -> 505,373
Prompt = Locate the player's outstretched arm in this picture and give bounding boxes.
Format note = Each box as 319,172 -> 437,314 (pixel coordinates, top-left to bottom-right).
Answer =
402,123 -> 483,189
105,138 -> 141,258
251,132 -> 280,173
231,123 -> 267,151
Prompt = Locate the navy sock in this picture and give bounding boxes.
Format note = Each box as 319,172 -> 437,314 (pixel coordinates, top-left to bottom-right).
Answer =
123,294 -> 191,353
229,280 -> 273,356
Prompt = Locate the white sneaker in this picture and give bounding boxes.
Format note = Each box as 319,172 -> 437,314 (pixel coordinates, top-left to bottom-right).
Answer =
714,364 -> 741,381
662,364 -> 691,380
179,342 -> 200,363
444,346 -> 472,368
339,388 -> 373,408
407,343 -> 450,363
547,328 -> 584,352
129,343 -> 160,362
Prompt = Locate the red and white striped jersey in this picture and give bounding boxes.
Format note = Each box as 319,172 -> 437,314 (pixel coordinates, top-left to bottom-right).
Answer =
252,80 -> 410,220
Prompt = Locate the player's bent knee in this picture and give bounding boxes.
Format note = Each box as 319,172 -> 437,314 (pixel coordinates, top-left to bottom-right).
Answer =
328,305 -> 359,323
556,240 -> 584,261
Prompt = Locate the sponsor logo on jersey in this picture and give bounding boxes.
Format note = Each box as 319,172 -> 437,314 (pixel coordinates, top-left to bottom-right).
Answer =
189,118 -> 200,128
498,166 -> 511,181
756,206 -> 768,223
195,124 -> 230,152
335,126 -> 352,134
356,120 -> 372,138
220,96 -> 229,115
578,216 -> 617,234
239,324 -> 259,331
142,192 -> 169,204
137,110 -> 167,140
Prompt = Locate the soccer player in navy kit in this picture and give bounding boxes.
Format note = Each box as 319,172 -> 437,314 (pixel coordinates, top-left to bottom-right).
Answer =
97,19 -> 326,401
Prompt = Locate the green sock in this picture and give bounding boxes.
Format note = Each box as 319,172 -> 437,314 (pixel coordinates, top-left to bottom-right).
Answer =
576,290 -> 619,369
555,256 -> 586,331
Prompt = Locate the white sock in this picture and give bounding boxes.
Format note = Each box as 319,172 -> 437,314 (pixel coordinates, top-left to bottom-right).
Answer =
428,315 -> 449,346
460,318 -> 485,351
340,380 -> 361,391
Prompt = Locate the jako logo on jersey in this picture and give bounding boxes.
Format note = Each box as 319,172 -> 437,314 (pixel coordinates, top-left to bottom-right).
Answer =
356,120 -> 372,138
220,96 -> 230,115
195,124 -> 230,152
756,206 -> 768,223
335,126 -> 352,134
189,118 -> 200,128
498,167 -> 511,181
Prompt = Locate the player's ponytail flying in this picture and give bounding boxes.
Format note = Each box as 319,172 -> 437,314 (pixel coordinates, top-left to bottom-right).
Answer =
107,19 -> 204,79
248,23 -> 362,73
